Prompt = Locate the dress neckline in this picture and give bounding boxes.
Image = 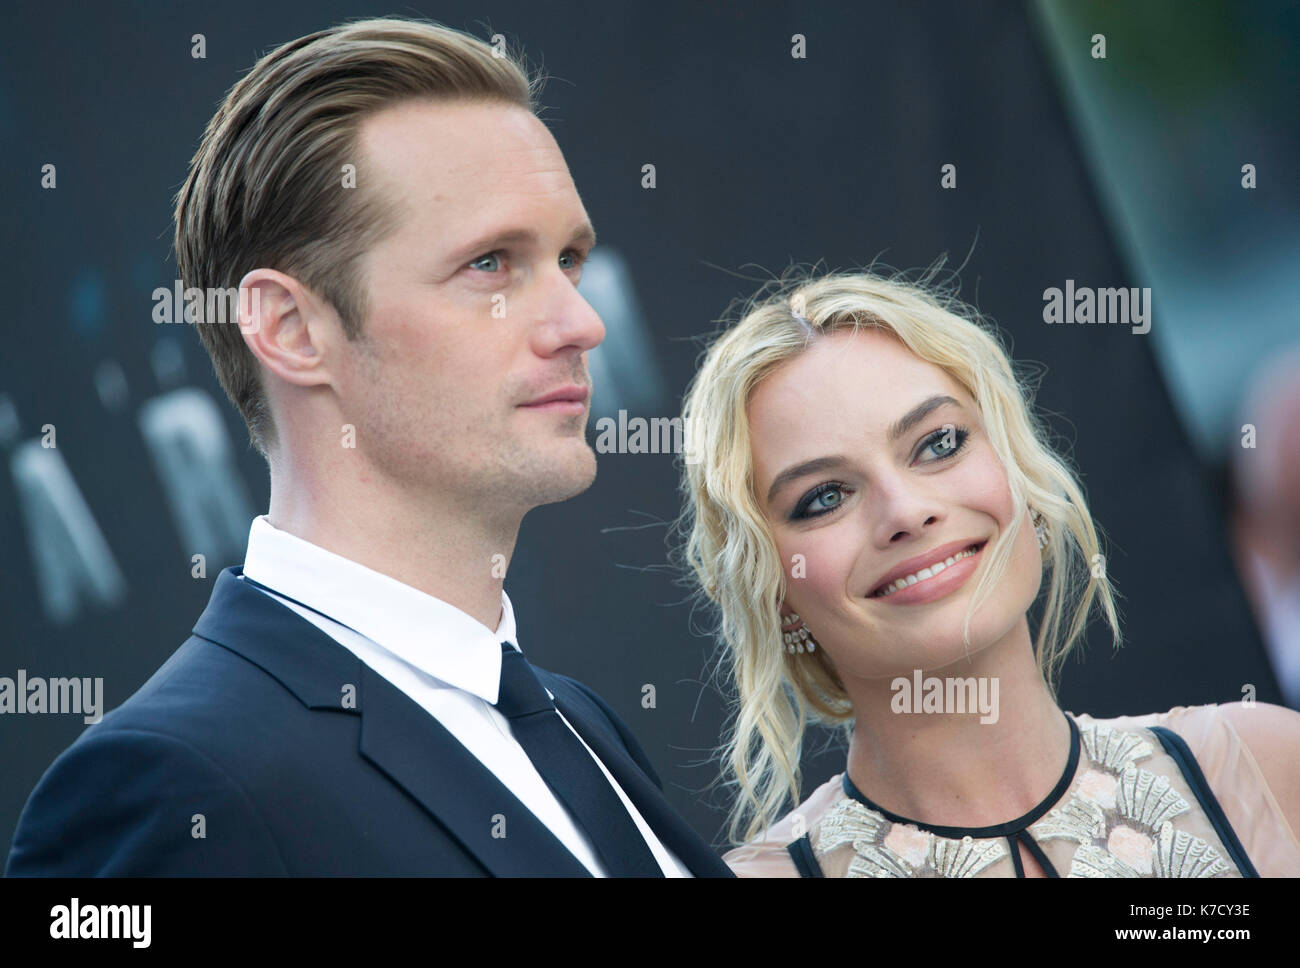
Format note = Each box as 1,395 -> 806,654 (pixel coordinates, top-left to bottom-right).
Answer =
839,711 -> 1080,839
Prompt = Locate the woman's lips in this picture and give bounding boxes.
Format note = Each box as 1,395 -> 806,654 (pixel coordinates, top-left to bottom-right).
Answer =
868,541 -> 986,605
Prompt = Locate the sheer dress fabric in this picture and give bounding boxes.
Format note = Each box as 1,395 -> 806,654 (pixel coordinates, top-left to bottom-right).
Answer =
722,705 -> 1300,878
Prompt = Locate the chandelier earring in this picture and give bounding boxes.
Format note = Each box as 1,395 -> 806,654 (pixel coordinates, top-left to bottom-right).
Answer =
779,609 -> 818,654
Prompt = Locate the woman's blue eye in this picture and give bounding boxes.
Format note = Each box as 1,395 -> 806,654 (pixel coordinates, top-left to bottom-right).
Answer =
921,425 -> 970,461
468,252 -> 501,272
792,483 -> 846,520
559,250 -> 579,270
788,426 -> 971,521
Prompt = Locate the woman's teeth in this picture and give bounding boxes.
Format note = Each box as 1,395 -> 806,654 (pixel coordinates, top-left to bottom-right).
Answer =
872,544 -> 981,598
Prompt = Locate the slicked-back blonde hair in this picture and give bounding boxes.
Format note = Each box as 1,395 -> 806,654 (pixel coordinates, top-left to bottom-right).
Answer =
676,266 -> 1122,846
173,17 -> 541,457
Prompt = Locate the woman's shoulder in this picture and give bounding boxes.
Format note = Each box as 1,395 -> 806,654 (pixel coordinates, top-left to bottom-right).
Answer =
1070,700 -> 1237,734
1071,700 -> 1295,797
1072,699 -> 1298,768
722,772 -> 848,877
1073,701 -> 1300,874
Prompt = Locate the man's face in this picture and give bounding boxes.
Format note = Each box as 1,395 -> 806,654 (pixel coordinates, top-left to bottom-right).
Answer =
335,99 -> 605,517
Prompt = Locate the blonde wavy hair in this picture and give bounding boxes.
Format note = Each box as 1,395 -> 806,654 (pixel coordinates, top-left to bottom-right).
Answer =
675,265 -> 1123,846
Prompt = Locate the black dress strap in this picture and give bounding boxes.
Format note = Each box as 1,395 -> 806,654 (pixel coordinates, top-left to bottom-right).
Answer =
1148,725 -> 1259,877
1006,836 -> 1024,876
786,832 -> 824,878
839,713 -> 1080,839
1014,829 -> 1060,877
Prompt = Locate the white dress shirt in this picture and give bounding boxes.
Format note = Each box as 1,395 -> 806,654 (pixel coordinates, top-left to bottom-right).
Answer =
239,515 -> 690,877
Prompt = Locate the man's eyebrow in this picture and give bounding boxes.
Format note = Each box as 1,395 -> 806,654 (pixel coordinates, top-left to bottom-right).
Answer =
763,394 -> 963,505
445,223 -> 597,266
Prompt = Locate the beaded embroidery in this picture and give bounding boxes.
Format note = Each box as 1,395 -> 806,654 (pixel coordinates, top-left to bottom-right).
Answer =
811,722 -> 1236,878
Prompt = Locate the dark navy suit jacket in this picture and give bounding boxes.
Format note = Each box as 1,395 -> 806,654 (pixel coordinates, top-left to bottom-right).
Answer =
6,567 -> 734,876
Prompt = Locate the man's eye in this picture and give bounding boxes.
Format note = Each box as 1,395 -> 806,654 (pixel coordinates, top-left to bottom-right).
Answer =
559,249 -> 587,271
468,252 -> 502,272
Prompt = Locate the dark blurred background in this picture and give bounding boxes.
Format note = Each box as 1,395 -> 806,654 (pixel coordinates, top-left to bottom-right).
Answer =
2,0 -> 1297,859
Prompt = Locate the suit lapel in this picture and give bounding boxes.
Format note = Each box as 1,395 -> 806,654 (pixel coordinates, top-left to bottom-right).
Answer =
551,689 -> 735,877
194,567 -> 588,877
356,664 -> 588,876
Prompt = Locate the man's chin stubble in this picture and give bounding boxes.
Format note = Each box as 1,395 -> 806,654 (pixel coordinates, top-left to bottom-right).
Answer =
501,441 -> 598,509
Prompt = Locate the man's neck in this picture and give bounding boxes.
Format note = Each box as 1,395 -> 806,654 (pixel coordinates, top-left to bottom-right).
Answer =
265,467 -> 519,632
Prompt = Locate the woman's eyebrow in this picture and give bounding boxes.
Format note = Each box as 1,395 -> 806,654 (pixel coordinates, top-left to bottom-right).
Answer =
766,455 -> 852,505
888,394 -> 961,443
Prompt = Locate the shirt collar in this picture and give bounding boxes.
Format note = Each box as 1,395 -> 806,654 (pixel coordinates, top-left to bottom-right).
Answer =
241,515 -> 517,703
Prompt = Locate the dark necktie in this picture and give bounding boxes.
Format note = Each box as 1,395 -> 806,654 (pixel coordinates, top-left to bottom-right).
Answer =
494,643 -> 664,876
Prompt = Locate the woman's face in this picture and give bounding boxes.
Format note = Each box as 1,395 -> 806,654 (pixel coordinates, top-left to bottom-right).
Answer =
748,327 -> 1043,681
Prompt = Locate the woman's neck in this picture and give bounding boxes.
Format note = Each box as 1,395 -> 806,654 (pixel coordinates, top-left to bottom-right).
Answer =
843,619 -> 1075,830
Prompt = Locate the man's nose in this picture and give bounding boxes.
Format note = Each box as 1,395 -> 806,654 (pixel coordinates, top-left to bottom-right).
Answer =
531,276 -> 606,357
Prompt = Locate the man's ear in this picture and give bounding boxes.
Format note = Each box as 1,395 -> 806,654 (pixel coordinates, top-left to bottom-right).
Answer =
237,268 -> 334,388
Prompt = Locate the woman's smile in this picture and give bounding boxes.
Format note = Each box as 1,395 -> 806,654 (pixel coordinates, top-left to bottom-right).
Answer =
867,539 -> 987,605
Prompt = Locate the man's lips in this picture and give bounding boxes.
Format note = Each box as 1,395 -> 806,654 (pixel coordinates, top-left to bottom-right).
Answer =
517,384 -> 590,410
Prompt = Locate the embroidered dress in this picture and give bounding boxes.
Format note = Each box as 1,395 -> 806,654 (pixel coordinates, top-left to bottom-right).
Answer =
723,705 -> 1300,878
